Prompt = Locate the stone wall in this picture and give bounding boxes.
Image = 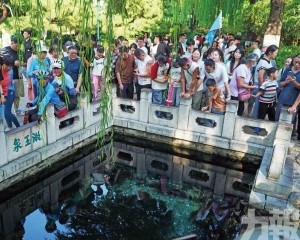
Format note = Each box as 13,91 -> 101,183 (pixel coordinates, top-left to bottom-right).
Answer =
0,87 -> 297,211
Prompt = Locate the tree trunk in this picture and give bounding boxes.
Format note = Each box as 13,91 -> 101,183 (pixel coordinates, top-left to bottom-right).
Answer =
263,0 -> 285,46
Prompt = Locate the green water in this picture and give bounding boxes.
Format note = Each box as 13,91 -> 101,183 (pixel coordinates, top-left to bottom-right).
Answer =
55,165 -> 246,240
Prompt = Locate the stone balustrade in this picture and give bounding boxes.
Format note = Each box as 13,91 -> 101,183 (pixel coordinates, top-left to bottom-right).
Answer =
0,87 -> 297,211
113,89 -> 292,158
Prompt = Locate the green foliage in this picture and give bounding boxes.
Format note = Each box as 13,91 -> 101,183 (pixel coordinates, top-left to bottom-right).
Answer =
276,45 -> 300,67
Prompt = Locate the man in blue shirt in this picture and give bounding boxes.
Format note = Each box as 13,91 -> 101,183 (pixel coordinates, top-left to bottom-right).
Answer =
62,46 -> 83,93
276,55 -> 300,121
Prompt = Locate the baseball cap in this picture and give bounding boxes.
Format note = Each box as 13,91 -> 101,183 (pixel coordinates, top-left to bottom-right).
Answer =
36,70 -> 50,80
64,41 -> 74,49
51,60 -> 63,69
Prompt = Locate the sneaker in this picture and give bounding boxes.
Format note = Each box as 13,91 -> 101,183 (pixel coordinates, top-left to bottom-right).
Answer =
15,109 -> 24,115
5,127 -> 12,132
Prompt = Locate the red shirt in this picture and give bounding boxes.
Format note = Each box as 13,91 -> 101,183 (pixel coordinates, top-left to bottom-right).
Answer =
0,68 -> 10,96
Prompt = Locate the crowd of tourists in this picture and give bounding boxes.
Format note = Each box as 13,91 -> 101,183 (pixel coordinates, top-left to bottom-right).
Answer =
0,29 -> 299,139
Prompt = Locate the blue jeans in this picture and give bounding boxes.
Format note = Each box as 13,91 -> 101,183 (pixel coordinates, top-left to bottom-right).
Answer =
33,78 -> 38,99
0,104 -> 4,120
211,108 -> 225,115
152,89 -> 165,118
4,90 -> 20,128
22,67 -> 28,79
120,83 -> 134,99
251,84 -> 259,118
172,87 -> 181,107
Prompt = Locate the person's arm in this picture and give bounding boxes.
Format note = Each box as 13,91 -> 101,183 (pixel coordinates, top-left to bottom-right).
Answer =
257,69 -> 266,86
37,85 -> 55,115
180,69 -> 186,96
75,73 -> 83,93
75,60 -> 84,93
288,94 -> 300,113
208,99 -> 212,112
27,58 -> 37,78
187,67 -> 200,95
220,65 -> 231,99
237,77 -> 258,90
224,82 -> 231,100
0,84 -> 5,103
251,91 -> 263,98
115,60 -> 124,90
289,76 -> 300,90
63,74 -> 76,96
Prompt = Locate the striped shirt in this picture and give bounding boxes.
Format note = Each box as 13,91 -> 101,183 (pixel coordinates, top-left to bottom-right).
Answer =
259,79 -> 278,103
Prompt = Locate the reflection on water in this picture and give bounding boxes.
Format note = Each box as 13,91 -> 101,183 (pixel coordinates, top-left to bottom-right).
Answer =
0,141 -> 255,240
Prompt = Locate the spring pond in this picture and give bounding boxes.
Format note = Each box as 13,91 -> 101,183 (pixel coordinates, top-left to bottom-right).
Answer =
0,138 -> 262,240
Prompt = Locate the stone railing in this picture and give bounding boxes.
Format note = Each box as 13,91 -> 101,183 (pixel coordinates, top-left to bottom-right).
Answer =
0,87 -> 296,211
113,89 -> 293,157
0,96 -> 110,190
0,96 -> 105,166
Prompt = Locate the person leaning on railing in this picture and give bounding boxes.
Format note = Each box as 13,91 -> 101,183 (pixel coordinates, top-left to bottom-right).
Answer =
0,56 -> 20,131
27,70 -> 64,124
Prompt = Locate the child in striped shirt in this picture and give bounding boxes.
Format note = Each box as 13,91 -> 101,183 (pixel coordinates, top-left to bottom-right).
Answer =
252,67 -> 278,121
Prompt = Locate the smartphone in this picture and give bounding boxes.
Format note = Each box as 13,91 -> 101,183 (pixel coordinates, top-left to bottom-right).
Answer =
288,71 -> 294,77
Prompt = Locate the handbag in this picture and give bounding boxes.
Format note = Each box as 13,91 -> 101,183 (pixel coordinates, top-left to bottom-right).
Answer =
238,90 -> 251,102
235,69 -> 251,102
54,102 -> 68,118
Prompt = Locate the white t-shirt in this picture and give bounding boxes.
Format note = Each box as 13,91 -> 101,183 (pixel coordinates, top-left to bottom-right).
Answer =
152,63 -> 169,90
92,57 -> 105,76
138,46 -> 148,55
200,62 -> 229,92
184,61 -> 198,91
184,51 -> 192,60
170,67 -> 182,88
253,58 -> 272,84
230,64 -> 251,97
136,55 -> 152,85
253,48 -> 262,59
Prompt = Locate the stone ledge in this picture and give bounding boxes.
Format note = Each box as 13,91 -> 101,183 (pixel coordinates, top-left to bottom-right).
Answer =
113,117 -> 128,128
249,191 -> 266,209
175,129 -> 201,142
265,196 -> 287,211
254,169 -> 293,200
268,144 -> 287,180
0,151 -> 41,183
146,124 -> 176,138
199,134 -> 230,149
128,120 -> 147,132
230,140 -> 266,156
